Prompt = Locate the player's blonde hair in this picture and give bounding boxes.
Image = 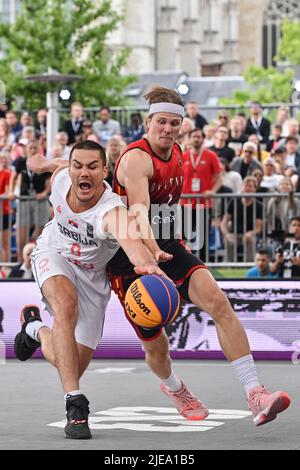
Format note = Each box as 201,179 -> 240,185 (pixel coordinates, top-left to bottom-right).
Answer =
144,86 -> 184,108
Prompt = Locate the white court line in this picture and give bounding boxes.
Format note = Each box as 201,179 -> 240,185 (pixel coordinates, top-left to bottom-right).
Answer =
48,407 -> 251,433
88,367 -> 136,374
95,362 -> 298,369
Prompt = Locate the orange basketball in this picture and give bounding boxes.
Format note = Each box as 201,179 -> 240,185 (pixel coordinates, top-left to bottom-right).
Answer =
125,275 -> 180,329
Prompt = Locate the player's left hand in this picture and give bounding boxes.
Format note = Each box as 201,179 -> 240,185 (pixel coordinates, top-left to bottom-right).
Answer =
153,250 -> 173,263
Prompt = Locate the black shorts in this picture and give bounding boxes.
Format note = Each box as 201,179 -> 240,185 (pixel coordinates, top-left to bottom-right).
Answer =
2,214 -> 9,231
108,240 -> 207,341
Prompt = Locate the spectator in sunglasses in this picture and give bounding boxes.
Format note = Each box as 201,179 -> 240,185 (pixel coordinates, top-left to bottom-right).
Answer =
231,142 -> 262,179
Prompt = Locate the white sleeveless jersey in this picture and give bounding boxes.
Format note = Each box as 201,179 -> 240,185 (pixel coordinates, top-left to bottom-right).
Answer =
36,168 -> 124,271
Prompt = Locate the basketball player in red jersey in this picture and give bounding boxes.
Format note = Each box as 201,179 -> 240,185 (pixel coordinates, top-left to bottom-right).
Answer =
107,87 -> 291,426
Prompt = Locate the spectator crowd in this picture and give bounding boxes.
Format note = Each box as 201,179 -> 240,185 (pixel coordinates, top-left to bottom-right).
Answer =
1,99 -> 300,278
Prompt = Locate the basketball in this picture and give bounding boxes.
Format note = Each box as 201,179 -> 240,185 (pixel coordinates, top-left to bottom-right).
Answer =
125,275 -> 180,329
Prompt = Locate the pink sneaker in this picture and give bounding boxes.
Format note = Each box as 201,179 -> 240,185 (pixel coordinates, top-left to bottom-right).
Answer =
160,381 -> 209,421
248,385 -> 291,426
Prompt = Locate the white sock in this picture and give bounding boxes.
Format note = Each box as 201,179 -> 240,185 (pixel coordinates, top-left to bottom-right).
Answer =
161,371 -> 182,392
25,320 -> 47,343
64,390 -> 82,401
231,354 -> 260,397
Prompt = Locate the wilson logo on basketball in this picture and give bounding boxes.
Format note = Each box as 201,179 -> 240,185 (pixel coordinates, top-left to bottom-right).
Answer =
130,284 -> 151,316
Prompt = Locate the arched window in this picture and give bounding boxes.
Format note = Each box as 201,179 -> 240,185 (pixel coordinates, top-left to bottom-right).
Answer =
263,1 -> 300,68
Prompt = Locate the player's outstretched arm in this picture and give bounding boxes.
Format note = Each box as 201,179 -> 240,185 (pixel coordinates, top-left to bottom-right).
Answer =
27,153 -> 68,174
103,206 -> 166,277
121,151 -> 173,264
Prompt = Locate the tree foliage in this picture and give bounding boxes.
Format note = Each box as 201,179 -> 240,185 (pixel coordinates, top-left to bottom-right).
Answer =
0,0 -> 135,109
220,65 -> 294,106
276,18 -> 300,65
220,19 -> 298,106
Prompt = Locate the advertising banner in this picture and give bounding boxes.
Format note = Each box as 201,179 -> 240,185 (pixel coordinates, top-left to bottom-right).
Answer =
1,280 -> 299,360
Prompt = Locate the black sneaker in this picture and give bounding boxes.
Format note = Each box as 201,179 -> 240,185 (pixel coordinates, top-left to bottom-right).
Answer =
14,305 -> 42,361
65,394 -> 92,440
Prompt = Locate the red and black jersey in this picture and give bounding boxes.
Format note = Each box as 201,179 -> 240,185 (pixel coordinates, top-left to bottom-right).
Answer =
114,138 -> 184,205
108,138 -> 184,275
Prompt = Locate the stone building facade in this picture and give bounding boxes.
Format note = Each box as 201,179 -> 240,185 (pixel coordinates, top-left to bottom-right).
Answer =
107,0 -> 300,76
1,0 -> 300,76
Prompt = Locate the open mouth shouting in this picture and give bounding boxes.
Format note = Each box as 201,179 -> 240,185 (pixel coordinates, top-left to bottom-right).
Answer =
78,181 -> 92,193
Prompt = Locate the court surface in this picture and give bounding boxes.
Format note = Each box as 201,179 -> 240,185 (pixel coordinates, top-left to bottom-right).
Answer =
1,359 -> 299,450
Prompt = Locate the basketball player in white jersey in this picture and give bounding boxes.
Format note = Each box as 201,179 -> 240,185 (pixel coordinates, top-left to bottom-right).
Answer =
14,140 -> 166,440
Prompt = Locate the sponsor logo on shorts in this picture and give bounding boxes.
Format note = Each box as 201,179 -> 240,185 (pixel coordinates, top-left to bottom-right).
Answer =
65,257 -> 95,270
56,205 -> 62,214
39,258 -> 49,270
38,258 -> 50,275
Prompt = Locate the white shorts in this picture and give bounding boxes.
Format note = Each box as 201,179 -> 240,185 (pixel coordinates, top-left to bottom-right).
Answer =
31,247 -> 111,350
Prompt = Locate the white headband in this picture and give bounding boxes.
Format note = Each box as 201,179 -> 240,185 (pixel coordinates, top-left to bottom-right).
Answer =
149,102 -> 185,118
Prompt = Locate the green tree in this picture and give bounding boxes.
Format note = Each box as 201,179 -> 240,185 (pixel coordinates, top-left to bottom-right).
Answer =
220,65 -> 294,106
276,18 -> 300,65
0,0 -> 135,109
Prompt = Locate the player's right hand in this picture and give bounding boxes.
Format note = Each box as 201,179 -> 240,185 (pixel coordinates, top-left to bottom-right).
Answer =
153,250 -> 173,264
27,153 -> 47,174
134,264 -> 164,276
134,265 -> 172,283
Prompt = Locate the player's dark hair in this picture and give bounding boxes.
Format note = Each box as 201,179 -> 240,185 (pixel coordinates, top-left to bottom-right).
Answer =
285,135 -> 299,144
189,127 -> 204,137
69,140 -> 107,165
257,249 -> 270,257
220,158 -> 230,172
144,86 -> 184,107
189,127 -> 203,138
290,216 -> 300,224
273,147 -> 286,154
100,106 -> 111,113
